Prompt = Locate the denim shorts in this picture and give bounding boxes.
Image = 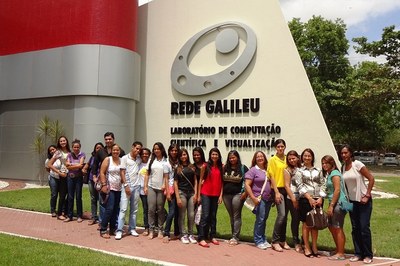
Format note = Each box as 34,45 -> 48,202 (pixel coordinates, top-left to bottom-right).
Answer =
328,204 -> 346,228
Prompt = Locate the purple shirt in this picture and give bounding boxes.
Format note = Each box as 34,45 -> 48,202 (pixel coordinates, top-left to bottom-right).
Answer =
245,166 -> 272,201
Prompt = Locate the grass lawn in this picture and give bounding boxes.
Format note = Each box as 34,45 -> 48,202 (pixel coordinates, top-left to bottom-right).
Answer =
0,233 -> 156,266
0,174 -> 399,259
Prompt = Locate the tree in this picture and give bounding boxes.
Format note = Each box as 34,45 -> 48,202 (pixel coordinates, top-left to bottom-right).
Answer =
288,16 -> 351,141
353,25 -> 400,77
31,116 -> 65,184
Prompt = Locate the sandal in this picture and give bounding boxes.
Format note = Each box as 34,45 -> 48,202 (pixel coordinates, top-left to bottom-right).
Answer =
312,251 -> 320,258
100,233 -> 110,239
199,240 -> 210,248
295,244 -> 303,253
304,249 -> 314,258
211,238 -> 219,245
228,238 -> 238,246
163,236 -> 170,243
328,256 -> 346,261
272,243 -> 283,252
279,242 -> 291,250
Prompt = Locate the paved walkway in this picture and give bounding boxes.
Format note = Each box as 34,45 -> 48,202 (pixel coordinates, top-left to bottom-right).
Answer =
0,207 -> 399,266
0,179 -> 399,265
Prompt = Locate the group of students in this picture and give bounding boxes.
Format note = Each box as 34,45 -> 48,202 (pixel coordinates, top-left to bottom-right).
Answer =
45,133 -> 374,264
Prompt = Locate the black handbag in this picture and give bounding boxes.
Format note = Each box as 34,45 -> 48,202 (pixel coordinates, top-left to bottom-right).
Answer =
306,207 -> 328,230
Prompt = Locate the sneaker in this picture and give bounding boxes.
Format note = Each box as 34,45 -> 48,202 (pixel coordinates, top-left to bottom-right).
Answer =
363,257 -> 373,264
63,217 -> 71,223
264,241 -> 272,248
188,235 -> 197,244
257,243 -> 267,250
115,231 -> 122,240
349,256 -> 361,262
130,229 -> 139,237
181,235 -> 189,244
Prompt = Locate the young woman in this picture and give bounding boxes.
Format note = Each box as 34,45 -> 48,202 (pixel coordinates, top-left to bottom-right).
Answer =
174,148 -> 198,244
245,151 -> 279,250
45,145 -> 66,217
99,144 -> 124,239
139,148 -> 151,236
82,142 -> 104,225
222,150 -> 248,246
268,139 -> 287,252
321,155 -> 347,261
163,144 -> 180,243
297,148 -> 326,258
283,150 -> 302,253
340,145 -> 374,264
197,147 -> 223,248
144,142 -> 169,240
64,139 -> 86,223
47,136 -> 71,220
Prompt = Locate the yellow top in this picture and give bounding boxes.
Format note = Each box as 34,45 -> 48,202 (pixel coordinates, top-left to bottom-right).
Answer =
267,155 -> 287,188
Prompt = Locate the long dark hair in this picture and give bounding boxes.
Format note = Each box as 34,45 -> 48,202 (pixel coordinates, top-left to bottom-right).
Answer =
148,142 -> 167,175
192,146 -> 206,165
340,144 -> 355,161
91,142 -> 104,156
286,150 -> 301,170
301,148 -> 315,166
47,145 -> 57,159
56,135 -> 71,152
205,147 -> 223,179
177,148 -> 195,175
224,150 -> 243,174
321,155 -> 339,176
168,143 -> 180,170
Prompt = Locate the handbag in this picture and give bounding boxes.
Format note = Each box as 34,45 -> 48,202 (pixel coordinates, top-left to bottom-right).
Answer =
244,173 -> 269,213
194,204 -> 202,225
306,207 -> 328,230
338,172 -> 353,212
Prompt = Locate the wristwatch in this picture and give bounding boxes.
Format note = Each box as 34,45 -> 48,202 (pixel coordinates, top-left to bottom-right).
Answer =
123,183 -> 129,188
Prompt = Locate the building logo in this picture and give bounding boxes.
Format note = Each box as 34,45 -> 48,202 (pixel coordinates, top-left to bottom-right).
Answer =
171,22 -> 257,96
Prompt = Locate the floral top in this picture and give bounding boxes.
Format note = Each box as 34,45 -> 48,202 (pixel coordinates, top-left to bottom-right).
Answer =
297,166 -> 325,198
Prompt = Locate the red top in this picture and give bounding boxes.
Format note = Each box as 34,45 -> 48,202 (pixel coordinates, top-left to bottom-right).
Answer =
0,0 -> 138,55
201,166 -> 222,197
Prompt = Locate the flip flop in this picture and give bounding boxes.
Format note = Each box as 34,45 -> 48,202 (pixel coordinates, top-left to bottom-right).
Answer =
328,256 -> 346,261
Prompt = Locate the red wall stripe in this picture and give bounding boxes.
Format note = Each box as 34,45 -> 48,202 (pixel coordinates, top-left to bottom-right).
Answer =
0,0 -> 138,55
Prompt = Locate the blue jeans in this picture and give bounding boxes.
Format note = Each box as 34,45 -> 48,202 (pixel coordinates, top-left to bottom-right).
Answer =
49,175 -> 59,213
198,194 -> 219,241
57,177 -> 68,216
117,185 -> 140,232
164,193 -> 180,237
350,198 -> 373,259
254,199 -> 273,245
67,175 -> 83,219
88,179 -> 99,221
272,188 -> 288,243
100,190 -> 121,233
140,194 -> 149,229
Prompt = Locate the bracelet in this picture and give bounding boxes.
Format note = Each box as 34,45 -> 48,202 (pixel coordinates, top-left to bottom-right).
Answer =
364,194 -> 371,198
123,183 -> 128,188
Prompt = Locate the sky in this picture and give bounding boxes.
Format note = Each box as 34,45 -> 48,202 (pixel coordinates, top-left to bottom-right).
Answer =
138,0 -> 400,65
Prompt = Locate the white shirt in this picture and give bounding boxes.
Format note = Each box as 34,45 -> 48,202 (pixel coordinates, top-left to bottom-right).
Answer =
147,157 -> 169,190
342,160 -> 368,202
120,153 -> 141,187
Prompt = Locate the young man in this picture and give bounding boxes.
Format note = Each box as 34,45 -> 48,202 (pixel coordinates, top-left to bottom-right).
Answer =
115,141 -> 143,240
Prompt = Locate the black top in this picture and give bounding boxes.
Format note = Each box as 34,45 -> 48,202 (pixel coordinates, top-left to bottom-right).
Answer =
223,165 -> 249,195
91,146 -> 126,176
175,166 -> 196,192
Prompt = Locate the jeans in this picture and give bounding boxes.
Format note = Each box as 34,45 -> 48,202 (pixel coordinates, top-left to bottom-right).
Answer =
140,194 -> 149,229
350,198 -> 373,259
254,199 -> 273,245
223,193 -> 244,241
57,177 -> 68,216
67,175 -> 83,219
178,190 -> 195,236
147,187 -> 166,232
100,190 -> 121,233
164,193 -> 180,237
117,185 -> 140,232
49,175 -> 59,213
88,179 -> 99,221
286,196 -> 301,245
272,187 -> 288,243
198,194 -> 219,241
